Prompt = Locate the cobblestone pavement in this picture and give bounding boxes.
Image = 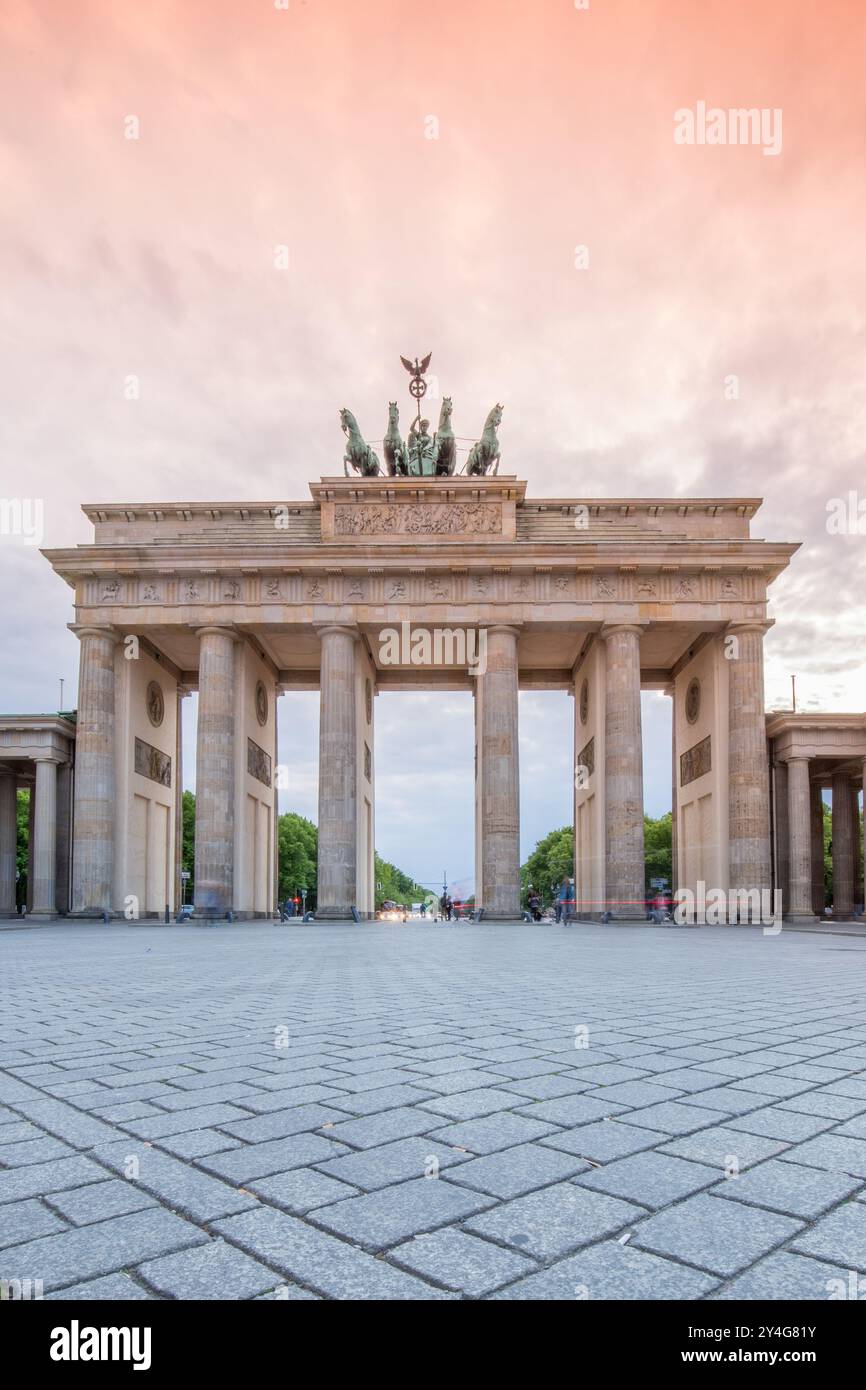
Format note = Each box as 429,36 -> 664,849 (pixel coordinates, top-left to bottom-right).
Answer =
2,920 -> 866,1301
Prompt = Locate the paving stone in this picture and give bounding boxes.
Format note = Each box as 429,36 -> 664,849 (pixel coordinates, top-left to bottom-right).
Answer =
778,1092 -> 866,1121
576,1151 -> 718,1208
44,1273 -> 155,1300
659,1125 -> 789,1170
540,1119 -> 669,1162
248,1167 -> 359,1213
47,1178 -> 158,1225
712,1251 -> 851,1300
322,1106 -> 436,1150
632,1192 -> 803,1276
711,1158 -> 861,1219
466,1182 -> 636,1259
0,1198 -> 67,1248
492,1239 -> 719,1300
790,1202 -> 866,1270
778,1133 -> 866,1178
0,1155 -> 108,1204
392,1228 -> 536,1295
122,1103 -> 252,1139
429,1112 -> 557,1154
89,1141 -> 258,1222
313,1136 -> 467,1191
154,1129 -> 240,1159
621,1100 -> 727,1134
725,1107 -> 836,1143
199,1132 -> 348,1182
213,1206 -> 452,1299
444,1141 -> 591,1198
587,1080 -> 686,1108
137,1237 -> 281,1299
500,1074 -> 591,1100
420,1087 -> 522,1122
514,1094 -> 629,1127
309,1176 -> 495,1250
217,1103 -> 349,1144
0,1207 -> 207,1293
0,1135 -> 76,1167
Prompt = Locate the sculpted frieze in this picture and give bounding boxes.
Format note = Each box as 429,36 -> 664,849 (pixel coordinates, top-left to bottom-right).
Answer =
334,502 -> 502,537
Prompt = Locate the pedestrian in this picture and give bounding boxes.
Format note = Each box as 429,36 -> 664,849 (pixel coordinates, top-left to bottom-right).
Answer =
555,876 -> 570,923
528,889 -> 541,922
445,895 -> 453,921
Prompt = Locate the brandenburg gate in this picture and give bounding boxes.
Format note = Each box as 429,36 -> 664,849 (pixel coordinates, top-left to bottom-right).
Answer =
39,470 -> 803,922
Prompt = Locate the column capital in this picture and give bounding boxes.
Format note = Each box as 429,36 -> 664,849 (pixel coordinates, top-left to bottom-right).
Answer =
70,624 -> 120,644
599,622 -> 647,641
481,623 -> 522,639
31,751 -> 64,765
725,619 -> 773,637
315,623 -> 359,641
194,625 -> 238,641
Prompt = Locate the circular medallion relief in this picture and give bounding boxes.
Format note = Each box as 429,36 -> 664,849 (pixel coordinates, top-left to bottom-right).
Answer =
255,680 -> 268,727
685,676 -> 701,725
146,680 -> 164,728
579,678 -> 589,726
365,678 -> 373,725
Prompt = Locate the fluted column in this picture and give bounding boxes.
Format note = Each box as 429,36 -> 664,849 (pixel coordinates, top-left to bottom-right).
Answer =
852,782 -> 863,915
810,781 -> 825,916
478,625 -> 521,919
174,688 -> 187,912
30,756 -> 59,916
194,628 -> 237,918
727,622 -> 771,908
862,761 -> 866,916
786,758 -> 816,921
316,625 -> 358,919
773,760 -> 789,911
71,626 -> 118,914
602,624 -> 645,919
0,773 -> 16,916
831,770 -> 854,921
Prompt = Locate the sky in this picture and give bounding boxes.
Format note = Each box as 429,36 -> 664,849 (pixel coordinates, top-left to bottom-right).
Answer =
1,0 -> 864,892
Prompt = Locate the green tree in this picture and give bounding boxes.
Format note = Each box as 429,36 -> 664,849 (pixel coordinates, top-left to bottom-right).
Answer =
278,812 -> 318,906
181,790 -> 195,899
373,853 -> 428,908
644,812 -> 672,892
521,826 -> 574,907
16,789 -> 29,909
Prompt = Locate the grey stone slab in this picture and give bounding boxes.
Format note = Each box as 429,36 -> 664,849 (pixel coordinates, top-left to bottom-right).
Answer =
313,1136 -> 467,1191
466,1182 -> 637,1259
200,1131 -> 348,1183
0,1135 -> 75,1167
89,1141 -> 258,1222
444,1141 -> 591,1199
0,1207 -> 207,1293
711,1158 -> 861,1219
500,1074 -> 591,1100
833,1114 -> 866,1140
632,1192 -> 803,1276
429,1112 -> 557,1154
541,1119 -> 669,1162
492,1239 -> 719,1300
660,1125 -> 789,1170
779,1133 -> 866,1178
421,1069 -> 512,1095
419,1088 -> 521,1122
778,1092 -> 866,1121
0,1198 -> 68,1249
588,1079 -> 685,1107
322,1083 -> 434,1116
137,1237 -> 281,1300
44,1273 -> 155,1300
0,1155 -> 108,1204
157,1129 -> 241,1159
725,1107 -> 835,1143
213,1206 -> 452,1299
576,1151 -> 718,1208
217,1103 -> 349,1144
323,1107 -> 438,1150
122,1103 -> 252,1139
790,1202 -> 866,1271
514,1094 -> 629,1127
392,1228 -> 536,1295
712,1251 -> 851,1300
308,1176 -> 495,1250
47,1178 -> 158,1225
622,1100 -> 728,1134
248,1167 -> 359,1213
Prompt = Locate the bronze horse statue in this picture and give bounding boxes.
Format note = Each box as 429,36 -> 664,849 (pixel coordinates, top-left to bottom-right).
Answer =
466,403 -> 503,475
340,408 -> 380,476
383,402 -> 409,476
433,396 -> 456,476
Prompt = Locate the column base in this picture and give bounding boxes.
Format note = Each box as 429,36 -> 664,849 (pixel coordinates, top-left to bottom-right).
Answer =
314,907 -> 357,921
784,911 -> 820,924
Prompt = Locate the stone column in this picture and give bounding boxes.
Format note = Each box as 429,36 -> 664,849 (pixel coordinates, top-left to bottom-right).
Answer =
316,625 -> 358,919
194,628 -> 237,918
174,688 -> 187,912
71,627 -> 118,915
602,624 -> 645,919
55,761 -> 73,914
831,770 -> 854,921
727,622 -> 771,912
810,781 -> 825,916
478,625 -> 521,919
773,760 -> 789,912
852,782 -> 863,915
0,773 -> 16,917
862,761 -> 866,916
786,758 -> 816,921
30,756 -> 58,917
666,685 -> 678,895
